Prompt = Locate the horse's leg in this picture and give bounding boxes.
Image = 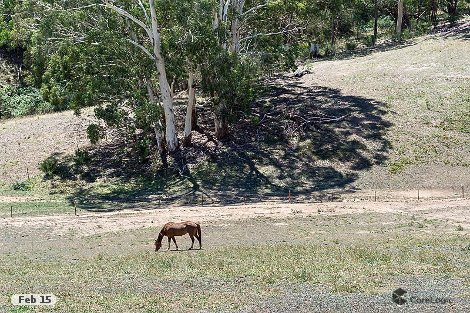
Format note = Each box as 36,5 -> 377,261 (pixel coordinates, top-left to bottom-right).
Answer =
189,234 -> 195,250
167,237 -> 171,250
172,237 -> 178,250
196,235 -> 201,249
196,224 -> 202,249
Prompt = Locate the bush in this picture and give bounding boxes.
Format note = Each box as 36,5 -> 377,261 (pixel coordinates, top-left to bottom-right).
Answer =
362,35 -> 375,47
136,137 -> 151,162
0,21 -> 11,47
87,124 -> 105,144
346,41 -> 357,51
39,156 -> 59,177
12,180 -> 33,191
73,148 -> 91,167
201,51 -> 258,123
0,86 -> 53,119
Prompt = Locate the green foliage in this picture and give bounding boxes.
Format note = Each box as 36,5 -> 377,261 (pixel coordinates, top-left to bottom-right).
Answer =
345,41 -> 357,51
0,20 -> 12,47
0,86 -> 53,119
0,0 -> 15,48
86,124 -> 104,145
135,100 -> 162,132
136,137 -> 151,162
362,35 -> 375,47
12,180 -> 33,191
94,104 -> 125,128
39,156 -> 59,178
201,51 -> 258,122
73,149 -> 91,167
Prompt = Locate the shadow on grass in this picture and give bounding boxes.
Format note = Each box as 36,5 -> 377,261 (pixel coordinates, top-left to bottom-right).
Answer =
186,78 -> 392,203
315,39 -> 416,62
46,75 -> 392,211
433,18 -> 470,40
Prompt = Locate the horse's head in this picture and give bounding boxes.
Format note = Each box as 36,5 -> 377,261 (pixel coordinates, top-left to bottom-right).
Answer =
155,233 -> 164,251
155,239 -> 162,251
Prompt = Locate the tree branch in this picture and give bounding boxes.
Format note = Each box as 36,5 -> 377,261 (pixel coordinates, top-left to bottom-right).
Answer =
241,1 -> 268,17
126,38 -> 155,60
240,26 -> 301,42
138,0 -> 150,24
102,1 -> 153,41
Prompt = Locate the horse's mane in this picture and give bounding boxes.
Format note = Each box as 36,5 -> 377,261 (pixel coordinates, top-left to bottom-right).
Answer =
156,232 -> 164,243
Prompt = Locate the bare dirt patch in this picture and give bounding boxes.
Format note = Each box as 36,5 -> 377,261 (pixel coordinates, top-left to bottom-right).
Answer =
2,195 -> 469,240
0,108 -> 96,185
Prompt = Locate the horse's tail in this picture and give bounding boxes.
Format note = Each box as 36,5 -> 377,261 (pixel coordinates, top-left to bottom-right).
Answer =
196,223 -> 202,248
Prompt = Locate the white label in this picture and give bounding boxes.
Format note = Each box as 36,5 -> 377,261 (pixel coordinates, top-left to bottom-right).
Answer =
11,294 -> 57,306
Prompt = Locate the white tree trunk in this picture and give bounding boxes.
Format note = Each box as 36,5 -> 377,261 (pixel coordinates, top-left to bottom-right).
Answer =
183,69 -> 196,146
230,18 -> 240,53
230,0 -> 245,53
105,1 -> 178,152
396,0 -> 404,40
149,0 -> 178,152
127,18 -> 165,156
145,80 -> 165,153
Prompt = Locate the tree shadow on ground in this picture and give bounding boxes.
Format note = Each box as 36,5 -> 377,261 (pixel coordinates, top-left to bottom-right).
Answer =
55,75 -> 392,211
433,18 -> 470,40
315,39 -> 416,62
185,76 -> 392,203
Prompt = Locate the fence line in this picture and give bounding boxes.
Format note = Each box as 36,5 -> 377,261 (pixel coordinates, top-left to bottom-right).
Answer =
1,186 -> 469,218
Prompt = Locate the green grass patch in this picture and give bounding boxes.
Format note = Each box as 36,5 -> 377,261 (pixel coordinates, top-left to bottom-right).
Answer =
1,229 -> 468,312
0,199 -> 74,217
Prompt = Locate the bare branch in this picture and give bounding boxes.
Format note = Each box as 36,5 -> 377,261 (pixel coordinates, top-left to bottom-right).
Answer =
138,0 -> 150,24
103,1 -> 153,41
126,38 -> 155,60
240,25 -> 303,42
241,1 -> 268,17
58,4 -> 98,11
222,0 -> 231,22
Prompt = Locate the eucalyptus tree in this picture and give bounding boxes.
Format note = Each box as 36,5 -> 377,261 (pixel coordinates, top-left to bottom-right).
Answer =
7,0 -> 171,168
156,0 -> 217,146
103,0 -> 179,153
396,0 -> 404,40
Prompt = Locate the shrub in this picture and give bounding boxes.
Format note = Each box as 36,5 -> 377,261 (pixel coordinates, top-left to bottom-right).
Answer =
12,180 -> 33,191
0,86 -> 53,119
201,51 -> 258,123
362,35 -> 375,47
346,41 -> 357,51
87,124 -> 104,144
39,156 -> 59,177
73,148 -> 91,167
136,137 -> 151,162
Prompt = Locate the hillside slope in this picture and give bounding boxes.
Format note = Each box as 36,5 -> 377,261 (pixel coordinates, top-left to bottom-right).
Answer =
0,109 -> 94,185
304,22 -> 470,189
0,22 -> 469,197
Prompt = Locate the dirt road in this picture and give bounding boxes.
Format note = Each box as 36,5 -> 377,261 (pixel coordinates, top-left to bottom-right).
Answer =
2,195 -> 469,238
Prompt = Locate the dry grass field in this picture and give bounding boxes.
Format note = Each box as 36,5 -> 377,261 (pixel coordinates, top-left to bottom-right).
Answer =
0,18 -> 469,313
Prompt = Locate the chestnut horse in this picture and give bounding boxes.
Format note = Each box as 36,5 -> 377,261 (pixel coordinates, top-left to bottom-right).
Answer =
155,221 -> 201,251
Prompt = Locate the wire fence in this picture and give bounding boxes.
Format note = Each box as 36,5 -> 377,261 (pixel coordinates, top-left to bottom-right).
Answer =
1,185 -> 469,219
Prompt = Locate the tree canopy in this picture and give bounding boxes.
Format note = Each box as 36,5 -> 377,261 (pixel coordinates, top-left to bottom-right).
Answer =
1,0 -> 468,166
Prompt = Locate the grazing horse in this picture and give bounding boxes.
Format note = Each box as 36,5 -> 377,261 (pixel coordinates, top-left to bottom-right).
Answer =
155,221 -> 202,251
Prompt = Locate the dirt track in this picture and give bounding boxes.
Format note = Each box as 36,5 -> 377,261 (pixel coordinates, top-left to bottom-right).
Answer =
2,194 -> 469,238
